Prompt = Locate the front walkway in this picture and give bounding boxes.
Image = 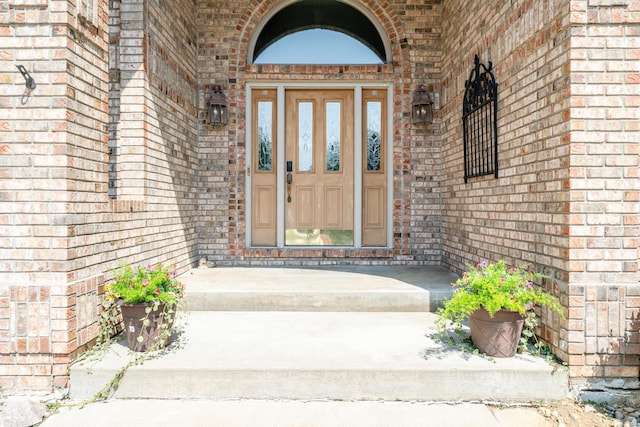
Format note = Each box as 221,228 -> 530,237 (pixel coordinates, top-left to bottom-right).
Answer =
41,399 -> 555,427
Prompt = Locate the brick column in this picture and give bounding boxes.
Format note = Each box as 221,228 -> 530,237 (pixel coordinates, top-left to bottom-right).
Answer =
0,0 -> 109,391
567,0 -> 640,387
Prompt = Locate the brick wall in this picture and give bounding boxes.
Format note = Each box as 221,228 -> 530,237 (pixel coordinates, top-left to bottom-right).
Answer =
440,0 -> 572,367
1,0 -> 199,392
441,0 -> 571,281
440,0 -> 640,390
196,0 -> 443,265
565,0 -> 640,388
0,0 -> 88,392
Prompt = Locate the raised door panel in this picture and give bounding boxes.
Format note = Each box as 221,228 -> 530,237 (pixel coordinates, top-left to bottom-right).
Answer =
295,186 -> 315,228
363,186 -> 384,228
255,186 -> 275,228
324,187 -> 343,228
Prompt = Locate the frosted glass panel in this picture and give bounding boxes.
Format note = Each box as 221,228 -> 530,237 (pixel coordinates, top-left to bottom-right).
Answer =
257,101 -> 273,171
298,102 -> 313,172
366,101 -> 381,171
326,102 -> 341,172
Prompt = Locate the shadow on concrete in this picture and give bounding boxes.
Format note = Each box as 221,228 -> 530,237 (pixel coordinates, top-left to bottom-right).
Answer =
267,264 -> 459,291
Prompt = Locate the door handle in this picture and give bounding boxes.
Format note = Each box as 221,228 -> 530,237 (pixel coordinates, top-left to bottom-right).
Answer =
286,161 -> 293,203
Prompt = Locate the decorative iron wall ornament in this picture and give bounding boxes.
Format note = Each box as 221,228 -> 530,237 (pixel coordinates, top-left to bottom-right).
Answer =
463,54 -> 498,183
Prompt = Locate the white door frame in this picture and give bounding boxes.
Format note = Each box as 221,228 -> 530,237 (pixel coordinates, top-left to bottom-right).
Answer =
246,81 -> 393,249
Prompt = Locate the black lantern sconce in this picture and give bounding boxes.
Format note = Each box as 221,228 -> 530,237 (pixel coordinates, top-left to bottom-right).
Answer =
207,85 -> 228,126
411,84 -> 434,126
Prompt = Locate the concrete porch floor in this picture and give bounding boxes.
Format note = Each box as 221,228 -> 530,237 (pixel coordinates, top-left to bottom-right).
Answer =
68,265 -> 569,407
182,265 -> 459,312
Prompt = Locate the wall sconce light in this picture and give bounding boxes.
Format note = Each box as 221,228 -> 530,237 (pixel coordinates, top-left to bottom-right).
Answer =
411,84 -> 433,125
207,85 -> 228,126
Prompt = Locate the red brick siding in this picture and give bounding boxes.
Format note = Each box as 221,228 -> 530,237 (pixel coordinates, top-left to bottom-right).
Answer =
440,0 -> 572,367
0,0 -> 87,392
0,0 -> 199,392
565,0 -> 640,382
196,0 -> 443,265
440,0 -> 640,385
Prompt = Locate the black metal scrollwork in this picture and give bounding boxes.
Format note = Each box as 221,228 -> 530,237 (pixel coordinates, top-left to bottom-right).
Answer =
463,54 -> 498,183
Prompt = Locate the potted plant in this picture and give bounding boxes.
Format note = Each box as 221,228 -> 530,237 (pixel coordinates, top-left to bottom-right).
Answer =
104,263 -> 185,352
436,260 -> 564,358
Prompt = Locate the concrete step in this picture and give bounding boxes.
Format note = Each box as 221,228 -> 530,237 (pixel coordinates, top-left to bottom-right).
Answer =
70,311 -> 569,402
181,266 -> 457,312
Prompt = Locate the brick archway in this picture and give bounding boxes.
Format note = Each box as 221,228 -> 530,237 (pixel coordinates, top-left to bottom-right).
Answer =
233,0 -> 407,71
220,0 -> 414,260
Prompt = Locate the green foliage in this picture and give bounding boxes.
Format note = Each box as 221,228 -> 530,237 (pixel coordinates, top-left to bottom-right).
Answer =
100,263 -> 185,352
106,263 -> 184,305
81,262 -> 188,401
96,298 -> 121,348
436,260 -> 565,340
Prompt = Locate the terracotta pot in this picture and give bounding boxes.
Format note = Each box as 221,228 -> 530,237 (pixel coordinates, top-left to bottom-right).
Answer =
468,308 -> 525,358
119,301 -> 174,352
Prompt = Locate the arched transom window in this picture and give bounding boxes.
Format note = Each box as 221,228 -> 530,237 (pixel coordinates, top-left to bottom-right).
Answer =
250,0 -> 389,64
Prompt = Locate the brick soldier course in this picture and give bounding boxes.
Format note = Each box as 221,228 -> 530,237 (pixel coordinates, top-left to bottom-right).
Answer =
0,0 -> 638,398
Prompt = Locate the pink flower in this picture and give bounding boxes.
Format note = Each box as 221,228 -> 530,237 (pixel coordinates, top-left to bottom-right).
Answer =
154,289 -> 161,295
142,279 -> 149,287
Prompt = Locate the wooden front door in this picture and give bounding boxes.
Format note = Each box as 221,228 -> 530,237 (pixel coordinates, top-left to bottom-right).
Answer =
250,86 -> 387,248
284,89 -> 354,246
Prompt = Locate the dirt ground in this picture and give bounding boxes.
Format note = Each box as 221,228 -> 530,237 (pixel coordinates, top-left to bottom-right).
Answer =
531,399 -> 618,427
